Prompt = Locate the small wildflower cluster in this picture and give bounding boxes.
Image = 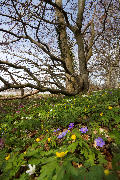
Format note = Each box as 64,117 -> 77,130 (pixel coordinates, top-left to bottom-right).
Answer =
57,123 -> 74,139
36,123 -> 105,148
57,130 -> 68,139
53,128 -> 60,132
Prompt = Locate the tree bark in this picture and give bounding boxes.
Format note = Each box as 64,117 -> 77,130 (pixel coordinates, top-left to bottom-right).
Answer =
21,88 -> 24,97
75,33 -> 89,92
75,0 -> 89,92
55,0 -> 76,93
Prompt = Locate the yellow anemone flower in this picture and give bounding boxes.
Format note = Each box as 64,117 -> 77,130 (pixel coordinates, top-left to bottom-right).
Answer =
35,138 -> 40,142
100,112 -> 103,116
104,169 -> 109,176
71,134 -> 76,141
56,151 -> 68,158
5,154 -> 10,160
48,138 -> 51,142
108,106 -> 112,110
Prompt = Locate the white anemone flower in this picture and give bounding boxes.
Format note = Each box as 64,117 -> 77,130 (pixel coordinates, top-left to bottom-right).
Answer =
82,94 -> 88,97
26,164 -> 35,175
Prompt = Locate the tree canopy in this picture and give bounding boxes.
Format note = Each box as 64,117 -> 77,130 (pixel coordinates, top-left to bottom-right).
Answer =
0,0 -> 119,97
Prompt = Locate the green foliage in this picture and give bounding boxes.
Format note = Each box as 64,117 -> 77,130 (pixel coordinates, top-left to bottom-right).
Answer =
0,88 -> 120,179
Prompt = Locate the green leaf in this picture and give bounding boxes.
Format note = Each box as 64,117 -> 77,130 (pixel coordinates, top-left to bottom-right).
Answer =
85,165 -> 104,180
38,160 -> 58,180
67,141 -> 78,153
104,173 -> 119,180
85,153 -> 95,166
56,165 -> 66,180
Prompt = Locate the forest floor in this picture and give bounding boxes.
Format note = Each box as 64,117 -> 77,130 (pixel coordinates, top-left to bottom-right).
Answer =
0,88 -> 120,180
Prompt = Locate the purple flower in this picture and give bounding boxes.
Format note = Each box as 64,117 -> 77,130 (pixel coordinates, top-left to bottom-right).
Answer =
62,131 -> 68,136
53,128 -> 60,132
16,111 -> 20,113
80,127 -> 88,133
95,137 -> 105,147
57,130 -> 68,139
57,134 -> 63,138
68,123 -> 74,130
0,138 -> 4,149
18,105 -> 24,108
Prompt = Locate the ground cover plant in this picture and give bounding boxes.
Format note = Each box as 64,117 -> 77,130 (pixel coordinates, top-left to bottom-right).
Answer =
0,89 -> 120,180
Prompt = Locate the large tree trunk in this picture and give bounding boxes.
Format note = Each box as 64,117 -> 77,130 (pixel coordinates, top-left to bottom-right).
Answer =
75,0 -> 89,92
55,0 -> 76,93
55,0 -> 89,93
75,33 -> 89,92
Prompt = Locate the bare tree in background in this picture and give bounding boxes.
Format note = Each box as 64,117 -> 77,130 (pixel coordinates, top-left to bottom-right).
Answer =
0,0 -> 119,97
89,0 -> 120,88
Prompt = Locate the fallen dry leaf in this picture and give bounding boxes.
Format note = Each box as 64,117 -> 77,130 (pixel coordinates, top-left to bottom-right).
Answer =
72,161 -> 83,168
